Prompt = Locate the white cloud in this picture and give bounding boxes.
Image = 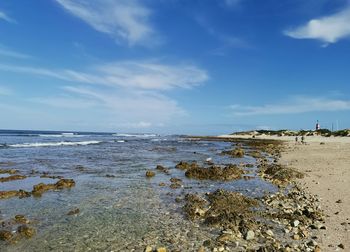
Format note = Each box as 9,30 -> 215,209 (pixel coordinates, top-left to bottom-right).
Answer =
284,7 -> 350,45
0,59 -> 207,129
62,86 -> 187,122
0,10 -> 15,23
0,61 -> 208,90
55,0 -> 157,46
230,96 -> 350,116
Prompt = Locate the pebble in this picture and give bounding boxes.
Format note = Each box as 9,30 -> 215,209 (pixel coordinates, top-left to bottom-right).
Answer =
292,220 -> 300,227
144,246 -> 153,252
292,234 -> 300,240
245,230 -> 255,240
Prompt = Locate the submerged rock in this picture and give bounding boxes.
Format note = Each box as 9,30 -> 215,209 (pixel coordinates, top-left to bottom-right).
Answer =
67,208 -> 80,215
175,161 -> 199,170
156,165 -> 169,174
0,169 -> 18,174
0,175 -> 27,183
145,170 -> 156,178
14,215 -> 29,224
222,148 -> 245,158
0,230 -> 13,241
0,190 -> 31,200
17,225 -> 36,238
32,179 -> 76,197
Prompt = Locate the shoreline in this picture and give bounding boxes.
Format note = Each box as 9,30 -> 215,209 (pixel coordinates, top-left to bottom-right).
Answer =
218,134 -> 350,251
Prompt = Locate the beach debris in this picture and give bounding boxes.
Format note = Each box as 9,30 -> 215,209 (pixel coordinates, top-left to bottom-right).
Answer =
0,175 -> 27,183
145,170 -> 156,178
336,199 -> 342,203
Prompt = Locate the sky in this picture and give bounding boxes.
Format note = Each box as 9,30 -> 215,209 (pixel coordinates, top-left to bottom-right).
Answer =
0,0 -> 350,135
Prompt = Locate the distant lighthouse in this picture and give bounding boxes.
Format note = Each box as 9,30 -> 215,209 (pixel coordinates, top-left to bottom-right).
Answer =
315,120 -> 320,130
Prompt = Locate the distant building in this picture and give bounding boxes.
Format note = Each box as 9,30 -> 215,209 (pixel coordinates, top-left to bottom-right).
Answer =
315,120 -> 320,130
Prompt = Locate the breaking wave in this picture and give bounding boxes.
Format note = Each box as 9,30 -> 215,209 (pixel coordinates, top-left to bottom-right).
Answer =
9,141 -> 102,148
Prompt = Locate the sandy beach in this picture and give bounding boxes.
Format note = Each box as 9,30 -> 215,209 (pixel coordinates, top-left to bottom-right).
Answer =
220,134 -> 350,251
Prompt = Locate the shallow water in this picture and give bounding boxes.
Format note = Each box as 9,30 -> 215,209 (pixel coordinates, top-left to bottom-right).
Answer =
0,130 -> 277,251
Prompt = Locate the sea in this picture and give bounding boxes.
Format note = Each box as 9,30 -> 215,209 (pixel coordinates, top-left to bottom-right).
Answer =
0,130 -> 277,251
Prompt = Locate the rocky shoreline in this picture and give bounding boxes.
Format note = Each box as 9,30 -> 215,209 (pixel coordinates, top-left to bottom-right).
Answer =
1,137 -> 327,251
141,137 -> 325,252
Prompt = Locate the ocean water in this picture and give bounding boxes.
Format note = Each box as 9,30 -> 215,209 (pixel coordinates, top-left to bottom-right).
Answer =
0,130 -> 277,251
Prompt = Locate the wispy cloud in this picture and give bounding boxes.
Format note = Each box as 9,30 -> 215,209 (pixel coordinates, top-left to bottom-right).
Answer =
284,7 -> 350,45
0,61 -> 208,90
0,59 -> 207,129
230,96 -> 350,116
0,45 -> 31,59
60,86 -> 187,125
195,15 -> 251,55
223,0 -> 243,7
55,0 -> 157,46
0,10 -> 15,23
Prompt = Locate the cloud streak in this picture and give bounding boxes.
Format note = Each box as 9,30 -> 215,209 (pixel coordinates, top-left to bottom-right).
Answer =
55,0 -> 157,46
0,61 -> 208,91
0,10 -> 15,23
230,96 -> 350,116
0,45 -> 31,59
284,7 -> 350,45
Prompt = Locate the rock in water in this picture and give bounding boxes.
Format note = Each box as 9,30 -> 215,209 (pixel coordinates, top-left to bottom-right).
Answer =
145,170 -> 155,178
17,225 -> 36,238
0,230 -> 13,241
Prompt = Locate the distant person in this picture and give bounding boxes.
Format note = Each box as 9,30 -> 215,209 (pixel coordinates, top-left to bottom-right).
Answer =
301,136 -> 305,144
295,136 -> 298,144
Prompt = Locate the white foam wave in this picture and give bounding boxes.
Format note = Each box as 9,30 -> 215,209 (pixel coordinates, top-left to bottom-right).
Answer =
39,133 -> 84,138
116,140 -> 125,143
113,133 -> 157,137
9,141 -> 101,148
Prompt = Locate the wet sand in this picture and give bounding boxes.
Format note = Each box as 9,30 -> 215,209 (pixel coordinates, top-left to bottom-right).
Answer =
219,134 -> 350,251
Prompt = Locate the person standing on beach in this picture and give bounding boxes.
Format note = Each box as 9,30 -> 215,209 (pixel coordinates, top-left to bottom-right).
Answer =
301,136 -> 305,144
295,136 -> 298,144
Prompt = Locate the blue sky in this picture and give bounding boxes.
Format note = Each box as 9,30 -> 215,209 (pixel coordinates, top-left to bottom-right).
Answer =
0,0 -> 350,134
